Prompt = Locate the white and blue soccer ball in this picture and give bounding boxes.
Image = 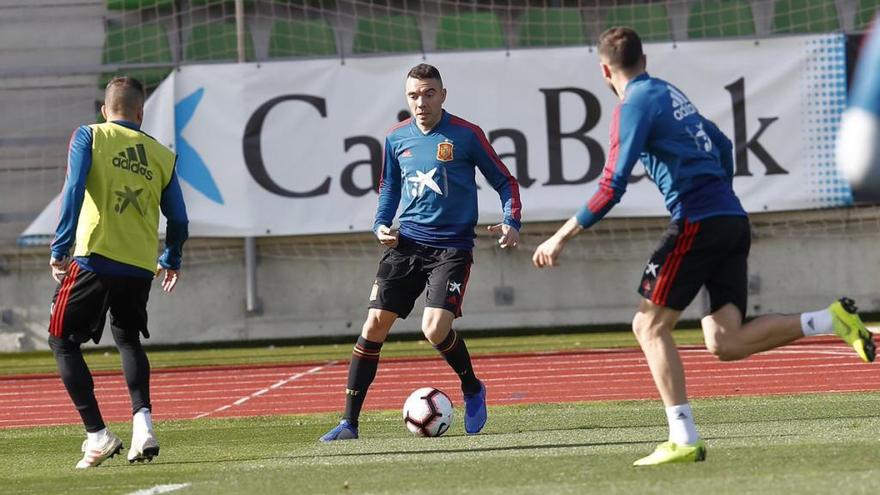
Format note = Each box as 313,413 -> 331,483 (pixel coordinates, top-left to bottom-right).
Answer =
403,387 -> 454,437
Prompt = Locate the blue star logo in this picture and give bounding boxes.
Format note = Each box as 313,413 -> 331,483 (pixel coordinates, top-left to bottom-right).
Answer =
175,88 -> 224,204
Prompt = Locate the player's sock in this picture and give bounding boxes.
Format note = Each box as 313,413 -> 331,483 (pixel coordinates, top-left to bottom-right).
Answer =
86,428 -> 108,444
342,336 -> 383,426
666,403 -> 700,445
801,309 -> 834,336
434,329 -> 481,395
133,407 -> 153,434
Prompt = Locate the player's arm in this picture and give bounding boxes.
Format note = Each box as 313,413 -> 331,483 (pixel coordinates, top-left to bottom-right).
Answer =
533,103 -> 651,268
156,158 -> 189,292
469,126 -> 522,248
700,116 -> 734,181
372,136 -> 402,247
837,21 -> 880,198
49,126 -> 93,283
573,103 -> 651,229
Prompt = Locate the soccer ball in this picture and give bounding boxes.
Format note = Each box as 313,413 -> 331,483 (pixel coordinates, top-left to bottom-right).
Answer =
402,387 -> 454,437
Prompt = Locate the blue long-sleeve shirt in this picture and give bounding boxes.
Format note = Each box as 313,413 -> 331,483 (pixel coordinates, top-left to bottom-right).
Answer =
851,21 -> 880,115
576,73 -> 745,229
50,120 -> 189,277
374,111 -> 522,249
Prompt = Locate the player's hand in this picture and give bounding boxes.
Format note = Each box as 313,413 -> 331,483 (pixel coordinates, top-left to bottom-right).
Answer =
487,223 -> 519,249
49,255 -> 71,284
532,235 -> 566,268
375,225 -> 399,248
155,264 -> 180,293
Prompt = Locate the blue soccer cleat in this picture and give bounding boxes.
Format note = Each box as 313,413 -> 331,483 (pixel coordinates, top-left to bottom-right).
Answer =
463,380 -> 487,435
319,419 -> 358,442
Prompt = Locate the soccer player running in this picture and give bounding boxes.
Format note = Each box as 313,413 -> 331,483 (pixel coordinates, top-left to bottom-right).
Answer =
838,18 -> 880,200
320,64 -> 522,441
48,76 -> 188,468
532,28 -> 876,466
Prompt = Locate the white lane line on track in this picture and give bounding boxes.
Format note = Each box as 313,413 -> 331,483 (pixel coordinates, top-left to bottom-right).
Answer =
125,483 -> 191,495
193,361 -> 337,419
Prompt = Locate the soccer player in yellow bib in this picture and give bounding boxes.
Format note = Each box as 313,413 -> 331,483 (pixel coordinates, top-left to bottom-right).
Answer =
48,76 -> 188,468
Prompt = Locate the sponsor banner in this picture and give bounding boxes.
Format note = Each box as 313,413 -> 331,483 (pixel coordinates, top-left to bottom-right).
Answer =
22,34 -> 851,239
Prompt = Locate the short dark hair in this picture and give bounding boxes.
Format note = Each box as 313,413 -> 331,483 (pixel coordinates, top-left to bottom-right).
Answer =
598,27 -> 644,70
406,63 -> 443,87
104,76 -> 145,115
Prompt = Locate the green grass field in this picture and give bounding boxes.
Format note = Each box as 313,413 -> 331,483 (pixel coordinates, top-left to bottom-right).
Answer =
4,394 -> 880,495
3,330 -> 880,494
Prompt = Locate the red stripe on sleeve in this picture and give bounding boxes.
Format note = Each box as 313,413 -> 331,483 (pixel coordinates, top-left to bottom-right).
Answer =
586,104 -> 622,214
378,118 -> 412,190
449,116 -> 522,222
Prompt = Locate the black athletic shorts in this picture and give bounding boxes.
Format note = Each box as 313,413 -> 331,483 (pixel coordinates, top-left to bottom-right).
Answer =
48,262 -> 152,344
368,236 -> 473,319
638,215 -> 751,317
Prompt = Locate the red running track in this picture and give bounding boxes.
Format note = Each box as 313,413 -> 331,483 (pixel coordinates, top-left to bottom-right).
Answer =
3,338 -> 880,429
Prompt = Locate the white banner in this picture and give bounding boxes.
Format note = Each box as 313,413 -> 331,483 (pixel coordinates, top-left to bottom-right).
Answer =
22,34 -> 852,240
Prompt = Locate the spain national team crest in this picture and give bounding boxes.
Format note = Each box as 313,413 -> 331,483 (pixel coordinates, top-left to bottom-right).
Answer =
436,140 -> 454,162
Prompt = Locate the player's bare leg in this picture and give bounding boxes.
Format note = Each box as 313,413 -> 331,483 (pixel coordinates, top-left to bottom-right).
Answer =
421,307 -> 454,345
320,309 -> 397,442
701,304 -> 801,361
632,299 -> 686,406
631,298 -> 706,466
423,307 -> 486,434
362,308 -> 397,343
703,300 -> 875,362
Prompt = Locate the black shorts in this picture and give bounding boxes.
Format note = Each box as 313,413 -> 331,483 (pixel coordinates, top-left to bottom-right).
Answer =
638,215 -> 751,317
368,237 -> 473,319
48,262 -> 152,344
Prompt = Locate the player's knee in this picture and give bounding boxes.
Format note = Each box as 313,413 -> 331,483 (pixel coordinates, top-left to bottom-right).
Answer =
705,334 -> 744,361
361,317 -> 391,342
421,324 -> 446,346
631,315 -> 664,342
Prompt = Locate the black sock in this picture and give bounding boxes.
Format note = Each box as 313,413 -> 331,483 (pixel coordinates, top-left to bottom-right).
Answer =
434,329 -> 481,394
49,336 -> 106,433
342,336 -> 383,426
111,324 -> 152,414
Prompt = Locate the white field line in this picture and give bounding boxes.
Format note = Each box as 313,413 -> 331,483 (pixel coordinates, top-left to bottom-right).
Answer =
125,483 -> 191,495
192,361 -> 337,419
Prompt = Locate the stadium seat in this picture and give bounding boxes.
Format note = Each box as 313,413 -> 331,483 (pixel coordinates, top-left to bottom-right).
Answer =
436,12 -> 505,50
518,8 -> 585,47
353,15 -> 421,54
687,0 -> 756,38
106,0 -> 172,10
772,0 -> 839,33
268,19 -> 337,57
855,0 -> 880,30
602,4 -> 672,42
185,21 -> 255,61
101,23 -> 172,90
189,0 -> 255,6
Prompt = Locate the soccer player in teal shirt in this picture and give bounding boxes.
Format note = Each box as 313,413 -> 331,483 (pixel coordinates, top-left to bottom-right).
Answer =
321,64 -> 522,441
533,27 -> 875,466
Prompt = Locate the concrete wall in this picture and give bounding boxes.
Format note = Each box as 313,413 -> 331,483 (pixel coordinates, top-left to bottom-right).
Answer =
3,211 -> 879,351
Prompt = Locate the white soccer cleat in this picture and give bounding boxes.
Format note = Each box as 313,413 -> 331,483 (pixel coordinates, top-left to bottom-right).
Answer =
75,430 -> 123,469
127,431 -> 160,463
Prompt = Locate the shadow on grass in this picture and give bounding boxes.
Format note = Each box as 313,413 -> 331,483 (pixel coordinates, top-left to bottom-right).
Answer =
110,432 -> 795,468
